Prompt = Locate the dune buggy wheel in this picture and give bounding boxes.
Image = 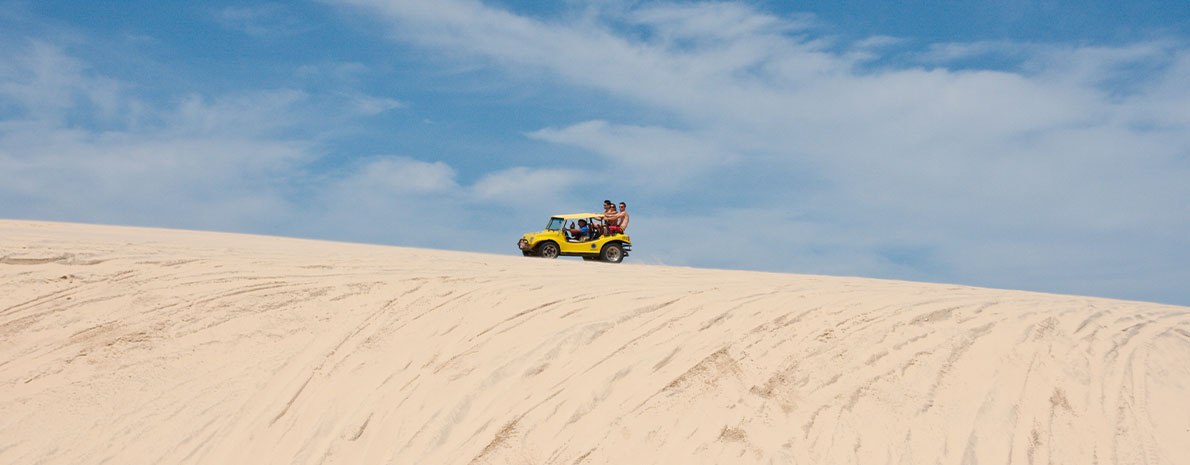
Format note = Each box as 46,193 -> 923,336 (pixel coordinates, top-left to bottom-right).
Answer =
600,243 -> 624,263
538,242 -> 559,259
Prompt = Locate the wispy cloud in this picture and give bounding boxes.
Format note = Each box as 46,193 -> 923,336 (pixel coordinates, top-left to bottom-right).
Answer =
0,40 -> 127,122
215,4 -> 305,37
470,166 -> 583,205
0,41 -> 319,231
527,121 -> 731,185
339,92 -> 403,116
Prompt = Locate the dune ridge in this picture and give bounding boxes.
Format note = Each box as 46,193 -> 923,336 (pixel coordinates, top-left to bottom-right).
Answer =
1,220 -> 1188,464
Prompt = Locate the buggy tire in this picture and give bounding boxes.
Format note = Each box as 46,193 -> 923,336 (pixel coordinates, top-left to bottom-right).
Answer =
600,243 -> 624,263
538,242 -> 560,259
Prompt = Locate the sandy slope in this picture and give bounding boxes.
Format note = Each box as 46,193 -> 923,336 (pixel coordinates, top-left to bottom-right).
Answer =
1,220 -> 1188,465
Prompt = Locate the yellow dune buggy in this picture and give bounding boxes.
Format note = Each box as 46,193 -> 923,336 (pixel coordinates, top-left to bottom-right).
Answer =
517,213 -> 632,263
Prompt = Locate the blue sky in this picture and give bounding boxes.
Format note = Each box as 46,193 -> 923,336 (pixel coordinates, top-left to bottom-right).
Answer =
1,0 -> 1188,305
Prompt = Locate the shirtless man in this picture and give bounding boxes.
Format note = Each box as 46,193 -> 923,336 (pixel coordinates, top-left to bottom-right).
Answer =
601,200 -> 618,235
605,202 -> 628,234
617,202 -> 629,233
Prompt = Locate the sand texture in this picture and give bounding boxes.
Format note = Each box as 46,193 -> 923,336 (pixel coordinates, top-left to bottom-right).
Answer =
1,220 -> 1188,464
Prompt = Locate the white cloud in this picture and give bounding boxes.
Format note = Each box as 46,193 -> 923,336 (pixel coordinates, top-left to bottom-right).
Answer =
337,156 -> 458,195
215,4 -> 305,37
0,40 -> 318,232
627,2 -> 798,41
0,124 -> 307,231
917,41 -> 1024,63
854,35 -> 904,49
0,41 -> 127,122
168,90 -> 310,136
527,121 -> 730,180
330,0 -> 843,116
294,156 -> 471,247
470,166 -> 583,205
340,92 -> 404,116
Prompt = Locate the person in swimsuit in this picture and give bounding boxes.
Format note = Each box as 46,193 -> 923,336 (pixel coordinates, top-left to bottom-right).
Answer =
598,200 -> 615,235
599,202 -> 616,235
605,201 -> 628,234
616,202 -> 628,233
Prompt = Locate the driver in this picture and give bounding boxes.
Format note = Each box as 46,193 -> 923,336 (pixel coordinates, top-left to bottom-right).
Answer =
565,219 -> 590,241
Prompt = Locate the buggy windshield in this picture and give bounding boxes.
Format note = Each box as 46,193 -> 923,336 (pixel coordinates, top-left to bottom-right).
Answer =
546,217 -> 564,230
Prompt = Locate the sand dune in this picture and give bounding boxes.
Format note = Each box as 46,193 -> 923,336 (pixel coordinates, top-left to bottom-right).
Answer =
1,220 -> 1188,464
